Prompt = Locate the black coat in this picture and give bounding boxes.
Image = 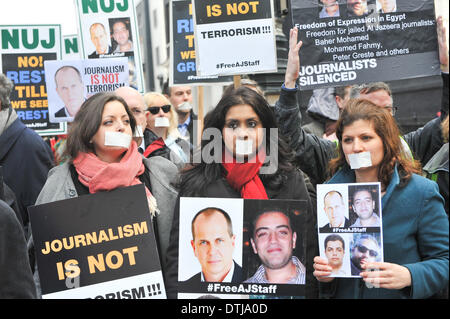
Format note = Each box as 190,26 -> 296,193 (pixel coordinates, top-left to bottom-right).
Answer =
164,169 -> 319,299
0,200 -> 36,298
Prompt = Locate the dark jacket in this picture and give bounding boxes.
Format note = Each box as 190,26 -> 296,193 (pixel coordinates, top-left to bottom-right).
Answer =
0,200 -> 36,298
274,74 -> 449,185
0,118 -> 54,236
165,169 -> 319,299
184,260 -> 243,285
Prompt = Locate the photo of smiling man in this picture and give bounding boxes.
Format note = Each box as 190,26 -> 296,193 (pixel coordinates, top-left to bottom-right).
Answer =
245,208 -> 305,285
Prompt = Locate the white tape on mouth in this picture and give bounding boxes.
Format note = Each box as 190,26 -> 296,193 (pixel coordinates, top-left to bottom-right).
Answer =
177,101 -> 192,111
134,125 -> 144,137
235,139 -> 253,156
104,131 -> 132,148
347,152 -> 372,169
155,117 -> 170,127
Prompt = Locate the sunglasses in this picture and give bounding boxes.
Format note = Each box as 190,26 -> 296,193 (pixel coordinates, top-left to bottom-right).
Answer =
356,245 -> 378,257
148,105 -> 171,115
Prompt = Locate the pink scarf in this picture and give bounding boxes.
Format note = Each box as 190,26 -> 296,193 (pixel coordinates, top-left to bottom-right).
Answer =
72,141 -> 152,198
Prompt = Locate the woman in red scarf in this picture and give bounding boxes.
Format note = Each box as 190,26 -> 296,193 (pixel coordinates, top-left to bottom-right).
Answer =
32,93 -> 178,297
164,86 -> 318,298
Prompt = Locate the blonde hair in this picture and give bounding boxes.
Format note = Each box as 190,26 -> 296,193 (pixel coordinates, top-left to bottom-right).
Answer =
143,92 -> 182,140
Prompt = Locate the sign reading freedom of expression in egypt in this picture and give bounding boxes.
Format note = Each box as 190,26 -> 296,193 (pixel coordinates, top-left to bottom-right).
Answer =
0,25 -> 66,136
170,0 -> 232,86
28,184 -> 166,299
291,0 -> 440,90
192,0 -> 277,76
75,0 -> 144,92
44,57 -> 129,123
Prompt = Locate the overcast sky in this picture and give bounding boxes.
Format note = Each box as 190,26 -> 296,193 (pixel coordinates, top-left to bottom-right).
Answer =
0,0 -> 79,35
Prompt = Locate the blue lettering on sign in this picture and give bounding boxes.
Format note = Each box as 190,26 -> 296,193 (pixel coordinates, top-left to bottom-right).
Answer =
177,62 -> 196,72
6,70 -> 44,84
177,19 -> 193,33
16,109 -> 48,120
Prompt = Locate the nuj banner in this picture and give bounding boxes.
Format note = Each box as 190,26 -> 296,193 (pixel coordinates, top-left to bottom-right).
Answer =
291,0 -> 441,90
75,0 -> 144,92
0,25 -> 66,135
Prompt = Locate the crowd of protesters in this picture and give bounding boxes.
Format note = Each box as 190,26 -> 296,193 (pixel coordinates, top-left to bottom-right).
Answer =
0,15 -> 448,299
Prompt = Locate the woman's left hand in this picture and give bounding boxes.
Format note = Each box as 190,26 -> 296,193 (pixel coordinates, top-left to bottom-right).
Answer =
360,262 -> 412,290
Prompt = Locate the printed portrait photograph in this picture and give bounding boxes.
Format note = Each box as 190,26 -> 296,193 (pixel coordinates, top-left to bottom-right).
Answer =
319,233 -> 352,277
177,197 -> 243,284
109,17 -> 134,54
349,233 -> 383,276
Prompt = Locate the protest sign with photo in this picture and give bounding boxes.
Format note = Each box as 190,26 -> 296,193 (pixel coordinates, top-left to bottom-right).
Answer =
170,0 -> 232,86
291,0 -> 440,90
177,197 -> 308,299
44,57 -> 129,123
317,182 -> 384,278
192,0 -> 277,76
28,184 -> 165,299
75,0 -> 144,92
0,24 -> 66,135
63,35 -> 81,60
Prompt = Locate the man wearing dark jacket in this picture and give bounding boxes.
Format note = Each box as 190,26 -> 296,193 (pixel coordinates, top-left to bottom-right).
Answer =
0,74 -> 54,238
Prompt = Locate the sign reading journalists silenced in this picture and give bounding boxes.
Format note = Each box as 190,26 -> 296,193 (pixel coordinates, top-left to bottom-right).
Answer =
291,0 -> 440,90
28,185 -> 165,299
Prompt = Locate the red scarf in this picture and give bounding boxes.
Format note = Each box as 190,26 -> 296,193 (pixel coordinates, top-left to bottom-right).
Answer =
72,141 -> 152,199
222,150 -> 268,199
143,137 -> 166,158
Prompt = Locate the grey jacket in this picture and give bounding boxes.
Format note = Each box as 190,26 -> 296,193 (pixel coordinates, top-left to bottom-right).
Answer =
31,156 -> 178,297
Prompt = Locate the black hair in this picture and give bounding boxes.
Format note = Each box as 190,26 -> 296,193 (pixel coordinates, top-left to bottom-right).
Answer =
177,86 -> 295,196
324,234 -> 345,250
64,92 -> 136,161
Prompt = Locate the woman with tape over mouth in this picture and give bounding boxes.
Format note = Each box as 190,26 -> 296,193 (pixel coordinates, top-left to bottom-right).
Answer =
313,99 -> 449,299
164,86 -> 319,298
30,92 -> 178,297
142,92 -> 190,167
